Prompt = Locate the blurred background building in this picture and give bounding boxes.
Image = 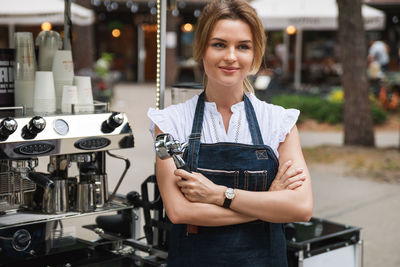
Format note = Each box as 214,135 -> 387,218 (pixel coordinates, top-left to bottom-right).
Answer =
0,0 -> 399,88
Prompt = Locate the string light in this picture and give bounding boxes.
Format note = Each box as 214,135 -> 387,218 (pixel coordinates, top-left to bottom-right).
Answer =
41,22 -> 52,31
286,25 -> 296,35
112,28 -> 121,38
181,23 -> 194,33
156,0 -> 161,109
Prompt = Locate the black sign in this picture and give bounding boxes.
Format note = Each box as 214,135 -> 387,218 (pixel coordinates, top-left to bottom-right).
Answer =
0,48 -> 15,107
14,142 -> 55,155
74,137 -> 111,150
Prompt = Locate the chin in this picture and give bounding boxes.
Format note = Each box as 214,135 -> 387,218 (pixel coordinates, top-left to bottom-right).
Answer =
218,80 -> 243,88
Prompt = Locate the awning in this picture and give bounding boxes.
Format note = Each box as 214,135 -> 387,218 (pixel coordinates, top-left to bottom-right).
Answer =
251,0 -> 385,30
0,0 -> 95,26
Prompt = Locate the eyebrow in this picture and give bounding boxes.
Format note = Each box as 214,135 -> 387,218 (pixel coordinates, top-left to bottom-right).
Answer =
210,37 -> 252,43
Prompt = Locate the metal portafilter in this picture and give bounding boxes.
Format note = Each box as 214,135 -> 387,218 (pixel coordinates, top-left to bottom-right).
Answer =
10,159 -> 54,190
155,133 -> 190,173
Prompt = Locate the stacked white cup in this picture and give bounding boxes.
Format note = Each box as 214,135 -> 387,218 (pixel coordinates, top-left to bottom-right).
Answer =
33,71 -> 56,114
61,85 -> 78,113
14,32 -> 36,108
73,76 -> 94,113
36,30 -> 62,71
52,50 -> 74,110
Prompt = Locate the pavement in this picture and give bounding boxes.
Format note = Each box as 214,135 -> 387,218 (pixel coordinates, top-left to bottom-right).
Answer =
102,83 -> 400,267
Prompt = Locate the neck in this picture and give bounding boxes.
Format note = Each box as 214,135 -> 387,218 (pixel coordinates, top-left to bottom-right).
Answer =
205,81 -> 244,110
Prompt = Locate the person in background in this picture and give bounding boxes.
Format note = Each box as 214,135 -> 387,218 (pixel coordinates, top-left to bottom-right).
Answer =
369,40 -> 390,72
275,41 -> 287,71
147,0 -> 313,266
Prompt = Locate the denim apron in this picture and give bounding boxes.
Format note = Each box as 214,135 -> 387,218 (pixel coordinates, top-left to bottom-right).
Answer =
167,92 -> 288,267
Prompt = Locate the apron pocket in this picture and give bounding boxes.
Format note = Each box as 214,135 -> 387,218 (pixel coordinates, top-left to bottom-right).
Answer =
244,170 -> 268,191
197,168 -> 238,189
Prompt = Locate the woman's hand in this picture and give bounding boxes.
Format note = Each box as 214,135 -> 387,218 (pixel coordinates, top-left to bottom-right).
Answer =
269,160 -> 306,191
175,169 -> 225,205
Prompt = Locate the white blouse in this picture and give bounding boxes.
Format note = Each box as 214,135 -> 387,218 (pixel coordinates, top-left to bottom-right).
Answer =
147,93 -> 299,158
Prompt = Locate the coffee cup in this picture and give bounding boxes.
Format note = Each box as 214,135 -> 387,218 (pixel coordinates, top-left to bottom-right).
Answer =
52,50 -> 74,110
73,76 -> 94,113
33,71 -> 56,114
61,85 -> 78,113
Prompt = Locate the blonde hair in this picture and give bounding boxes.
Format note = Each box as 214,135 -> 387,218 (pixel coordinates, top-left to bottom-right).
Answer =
193,0 -> 266,93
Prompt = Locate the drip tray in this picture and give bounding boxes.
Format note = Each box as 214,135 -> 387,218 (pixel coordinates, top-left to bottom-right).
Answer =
0,245 -> 137,267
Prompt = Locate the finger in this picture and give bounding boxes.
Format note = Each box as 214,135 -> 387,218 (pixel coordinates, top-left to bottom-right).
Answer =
276,160 -> 292,180
174,169 -> 197,181
181,187 -> 189,194
287,180 -> 304,190
281,167 -> 303,183
174,169 -> 191,181
284,174 -> 306,187
176,179 -> 188,188
283,174 -> 306,188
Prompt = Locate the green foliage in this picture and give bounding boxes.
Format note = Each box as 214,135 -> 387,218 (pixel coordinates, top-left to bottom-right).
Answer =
271,94 -> 387,125
94,53 -> 114,78
370,104 -> 388,124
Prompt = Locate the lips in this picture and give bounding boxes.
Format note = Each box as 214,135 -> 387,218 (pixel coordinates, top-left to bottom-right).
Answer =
219,66 -> 239,73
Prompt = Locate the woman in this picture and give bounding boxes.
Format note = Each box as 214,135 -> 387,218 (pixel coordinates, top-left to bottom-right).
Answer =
147,0 -> 313,266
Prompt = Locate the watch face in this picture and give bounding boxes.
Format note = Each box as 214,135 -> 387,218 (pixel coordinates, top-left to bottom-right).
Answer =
225,188 -> 235,199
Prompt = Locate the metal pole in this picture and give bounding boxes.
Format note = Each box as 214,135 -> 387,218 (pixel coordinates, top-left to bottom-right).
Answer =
8,24 -> 15,48
137,25 -> 145,83
283,30 -> 289,75
156,0 -> 167,110
294,28 -> 303,90
64,0 -> 72,50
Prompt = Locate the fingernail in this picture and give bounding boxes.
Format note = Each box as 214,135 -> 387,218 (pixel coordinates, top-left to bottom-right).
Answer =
287,160 -> 292,164
298,168 -> 303,172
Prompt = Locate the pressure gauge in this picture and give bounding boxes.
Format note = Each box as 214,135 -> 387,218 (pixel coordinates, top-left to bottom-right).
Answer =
53,119 -> 69,135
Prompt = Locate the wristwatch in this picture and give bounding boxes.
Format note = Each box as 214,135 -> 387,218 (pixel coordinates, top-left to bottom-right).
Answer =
223,188 -> 235,208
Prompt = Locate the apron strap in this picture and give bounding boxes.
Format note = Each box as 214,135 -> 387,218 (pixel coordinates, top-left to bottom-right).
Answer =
186,92 -> 206,171
185,92 -> 264,170
243,93 -> 264,145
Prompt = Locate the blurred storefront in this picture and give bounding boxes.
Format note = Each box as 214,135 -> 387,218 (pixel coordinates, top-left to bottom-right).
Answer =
84,0 -> 209,85
365,0 -> 400,70
0,0 -> 210,85
252,0 -> 385,89
0,0 -> 391,87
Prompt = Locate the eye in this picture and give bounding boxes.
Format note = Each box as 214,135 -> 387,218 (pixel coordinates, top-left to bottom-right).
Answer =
238,44 -> 251,50
211,42 -> 225,48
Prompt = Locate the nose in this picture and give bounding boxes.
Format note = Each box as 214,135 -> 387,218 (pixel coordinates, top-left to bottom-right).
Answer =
224,46 -> 237,62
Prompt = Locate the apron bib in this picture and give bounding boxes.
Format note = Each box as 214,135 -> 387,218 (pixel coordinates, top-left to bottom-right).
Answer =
168,92 -> 288,267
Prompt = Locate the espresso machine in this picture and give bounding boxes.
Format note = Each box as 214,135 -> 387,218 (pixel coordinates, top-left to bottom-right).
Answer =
0,105 -> 136,266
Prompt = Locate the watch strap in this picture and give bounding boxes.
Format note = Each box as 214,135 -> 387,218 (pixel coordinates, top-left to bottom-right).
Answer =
223,197 -> 232,208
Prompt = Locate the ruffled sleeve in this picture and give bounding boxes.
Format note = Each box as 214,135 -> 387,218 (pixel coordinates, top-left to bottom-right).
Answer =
146,95 -> 198,142
276,107 -> 300,144
268,105 -> 299,157
147,107 -> 179,141
250,94 -> 299,157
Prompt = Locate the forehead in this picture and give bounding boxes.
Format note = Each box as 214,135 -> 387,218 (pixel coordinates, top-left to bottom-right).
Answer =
209,19 -> 253,41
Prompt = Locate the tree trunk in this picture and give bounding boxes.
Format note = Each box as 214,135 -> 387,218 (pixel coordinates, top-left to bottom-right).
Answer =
337,0 -> 375,146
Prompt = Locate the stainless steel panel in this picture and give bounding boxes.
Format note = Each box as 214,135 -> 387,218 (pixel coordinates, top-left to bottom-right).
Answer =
0,112 -> 134,159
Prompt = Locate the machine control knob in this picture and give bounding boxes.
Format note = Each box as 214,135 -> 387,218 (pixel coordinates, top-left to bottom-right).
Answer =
22,116 -> 46,139
0,117 -> 18,140
101,112 -> 124,133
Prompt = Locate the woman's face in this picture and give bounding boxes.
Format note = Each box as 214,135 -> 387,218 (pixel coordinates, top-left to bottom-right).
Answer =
203,19 -> 254,89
